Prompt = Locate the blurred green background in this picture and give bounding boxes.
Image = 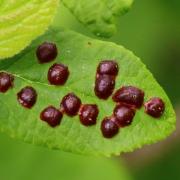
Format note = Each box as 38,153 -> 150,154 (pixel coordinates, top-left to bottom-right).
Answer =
0,0 -> 180,179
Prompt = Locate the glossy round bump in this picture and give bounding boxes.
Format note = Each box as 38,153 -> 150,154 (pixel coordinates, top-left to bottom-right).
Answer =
101,117 -> 119,138
40,106 -> 63,127
60,93 -> 81,116
0,72 -> 14,93
79,104 -> 99,126
144,97 -> 165,118
17,86 -> 37,109
112,86 -> 144,108
48,63 -> 69,85
97,60 -> 119,76
94,75 -> 115,99
113,104 -> 135,127
36,42 -> 57,63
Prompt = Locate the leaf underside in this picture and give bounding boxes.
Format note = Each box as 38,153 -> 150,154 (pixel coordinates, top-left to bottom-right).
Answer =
0,0 -> 59,59
0,27 -> 176,157
61,0 -> 133,38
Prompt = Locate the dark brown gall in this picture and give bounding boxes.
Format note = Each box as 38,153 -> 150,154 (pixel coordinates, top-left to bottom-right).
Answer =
48,63 -> 69,85
94,75 -> 115,99
97,60 -> 119,76
36,42 -> 57,63
60,93 -> 81,116
40,106 -> 63,127
101,117 -> 119,138
17,86 -> 37,109
79,104 -> 99,126
113,104 -> 135,127
0,72 -> 14,93
112,86 -> 144,108
144,97 -> 165,118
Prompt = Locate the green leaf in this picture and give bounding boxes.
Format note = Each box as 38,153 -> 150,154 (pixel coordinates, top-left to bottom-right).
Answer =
61,0 -> 133,37
0,0 -> 59,59
0,27 -> 176,157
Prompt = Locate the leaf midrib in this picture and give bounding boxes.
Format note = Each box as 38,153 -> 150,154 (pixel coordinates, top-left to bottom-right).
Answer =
5,71 -> 97,100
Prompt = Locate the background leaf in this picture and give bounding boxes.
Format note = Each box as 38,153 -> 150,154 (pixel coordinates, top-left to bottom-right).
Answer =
0,27 -> 176,156
61,0 -> 133,37
0,0 -> 59,59
0,133 -> 132,180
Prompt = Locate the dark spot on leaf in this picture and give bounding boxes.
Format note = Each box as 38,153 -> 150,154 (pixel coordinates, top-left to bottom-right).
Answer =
112,86 -> 144,108
36,42 -> 57,63
0,72 -> 14,93
101,117 -> 119,138
40,106 -> 63,127
60,93 -> 81,116
79,104 -> 99,126
17,86 -> 37,109
113,103 -> 135,127
144,97 -> 165,118
48,63 -> 69,85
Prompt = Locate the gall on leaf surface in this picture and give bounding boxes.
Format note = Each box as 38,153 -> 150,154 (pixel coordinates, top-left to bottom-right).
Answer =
0,0 -> 59,59
0,27 -> 176,156
61,0 -> 133,38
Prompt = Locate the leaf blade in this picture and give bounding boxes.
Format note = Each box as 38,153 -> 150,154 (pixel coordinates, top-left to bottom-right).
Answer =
0,0 -> 59,59
0,27 -> 176,156
61,0 -> 133,37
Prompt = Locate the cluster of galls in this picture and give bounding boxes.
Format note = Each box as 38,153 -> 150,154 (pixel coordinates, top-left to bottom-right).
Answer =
0,42 -> 69,111
101,86 -> 144,138
95,60 -> 118,99
94,61 -> 165,138
41,93 -> 99,127
36,42 -> 99,127
0,42 -> 165,139
37,42 -> 70,86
